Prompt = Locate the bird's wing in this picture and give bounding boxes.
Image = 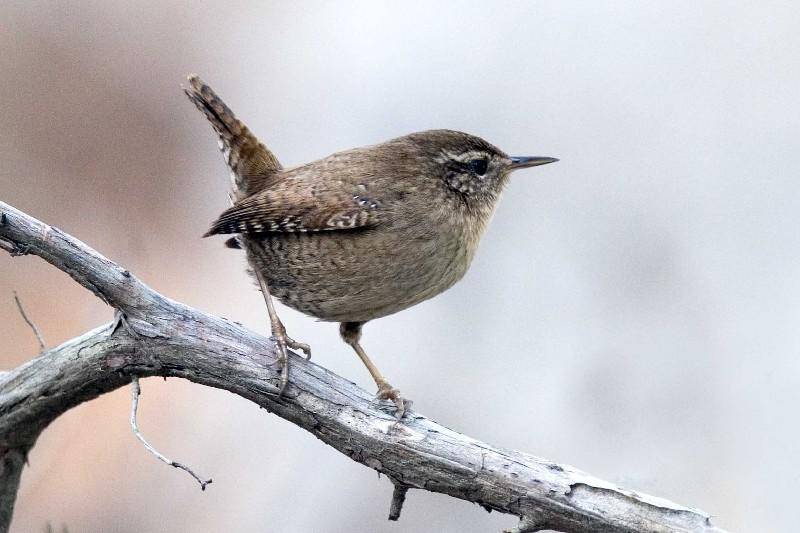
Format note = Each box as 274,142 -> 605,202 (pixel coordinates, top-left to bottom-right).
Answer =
204,181 -> 383,236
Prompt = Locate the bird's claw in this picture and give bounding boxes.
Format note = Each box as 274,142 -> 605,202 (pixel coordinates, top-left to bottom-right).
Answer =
286,337 -> 311,360
376,382 -> 412,419
272,334 -> 290,396
270,324 -> 311,396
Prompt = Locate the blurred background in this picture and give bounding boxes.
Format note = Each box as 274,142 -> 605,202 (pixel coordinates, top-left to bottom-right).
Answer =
1,1 -> 798,531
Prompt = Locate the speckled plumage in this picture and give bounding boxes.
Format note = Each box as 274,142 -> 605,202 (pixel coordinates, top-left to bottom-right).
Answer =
185,75 -> 557,414
206,133 -> 506,323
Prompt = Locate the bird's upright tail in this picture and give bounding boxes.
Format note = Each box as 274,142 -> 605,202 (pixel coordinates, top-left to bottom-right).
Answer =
183,74 -> 282,201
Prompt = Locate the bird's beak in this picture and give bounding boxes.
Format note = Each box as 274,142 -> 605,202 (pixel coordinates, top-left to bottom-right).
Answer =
508,156 -> 559,170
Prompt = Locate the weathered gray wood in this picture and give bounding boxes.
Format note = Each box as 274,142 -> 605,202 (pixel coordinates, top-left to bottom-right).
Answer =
0,200 -> 729,533
0,447 -> 27,533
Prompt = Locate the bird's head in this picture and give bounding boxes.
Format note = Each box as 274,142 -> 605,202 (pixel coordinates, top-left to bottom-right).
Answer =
405,129 -> 558,205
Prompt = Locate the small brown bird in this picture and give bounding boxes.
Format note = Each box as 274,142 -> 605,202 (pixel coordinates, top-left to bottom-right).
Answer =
185,75 -> 557,417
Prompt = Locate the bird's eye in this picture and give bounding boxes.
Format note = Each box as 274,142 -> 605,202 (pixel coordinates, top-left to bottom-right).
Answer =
468,158 -> 489,176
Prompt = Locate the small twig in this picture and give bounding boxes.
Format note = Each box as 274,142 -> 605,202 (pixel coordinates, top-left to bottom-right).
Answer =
12,291 -> 46,351
388,482 -> 410,521
129,376 -> 212,490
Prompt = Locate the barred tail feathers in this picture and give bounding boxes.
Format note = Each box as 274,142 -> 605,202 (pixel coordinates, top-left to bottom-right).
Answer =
184,74 -> 281,199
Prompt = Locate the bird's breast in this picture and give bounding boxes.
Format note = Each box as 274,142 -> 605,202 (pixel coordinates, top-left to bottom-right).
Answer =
244,219 -> 481,323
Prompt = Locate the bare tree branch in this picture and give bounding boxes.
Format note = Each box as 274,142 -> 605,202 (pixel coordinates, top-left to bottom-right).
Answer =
129,376 -> 212,490
0,200 -> 729,533
12,291 -> 46,351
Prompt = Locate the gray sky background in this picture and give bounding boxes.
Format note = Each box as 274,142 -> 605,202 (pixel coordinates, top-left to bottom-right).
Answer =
1,1 -> 798,532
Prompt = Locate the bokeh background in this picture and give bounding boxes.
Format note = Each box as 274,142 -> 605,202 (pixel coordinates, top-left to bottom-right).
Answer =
2,1 -> 798,532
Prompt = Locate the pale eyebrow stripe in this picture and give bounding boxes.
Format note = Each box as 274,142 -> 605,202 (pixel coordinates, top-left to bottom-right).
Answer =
435,149 -> 491,164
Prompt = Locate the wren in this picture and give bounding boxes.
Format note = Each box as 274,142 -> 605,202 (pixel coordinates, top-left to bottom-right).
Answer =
185,75 -> 557,417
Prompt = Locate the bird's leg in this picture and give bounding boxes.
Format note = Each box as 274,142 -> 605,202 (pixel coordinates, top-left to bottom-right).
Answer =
340,322 -> 411,419
253,269 -> 311,395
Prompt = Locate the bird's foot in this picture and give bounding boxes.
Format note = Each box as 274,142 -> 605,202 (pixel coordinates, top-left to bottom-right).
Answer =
270,322 -> 311,396
285,335 -> 312,360
376,381 -> 412,419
